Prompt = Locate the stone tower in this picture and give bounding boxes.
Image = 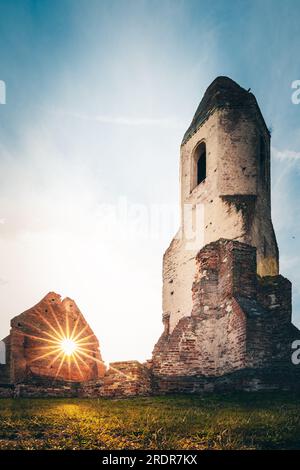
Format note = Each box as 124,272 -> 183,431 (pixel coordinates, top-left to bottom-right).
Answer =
163,76 -> 279,333
152,76 -> 300,392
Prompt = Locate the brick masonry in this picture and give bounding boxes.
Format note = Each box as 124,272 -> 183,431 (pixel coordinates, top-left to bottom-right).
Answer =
152,239 -> 300,389
1,238 -> 300,397
0,295 -> 153,397
80,361 -> 152,398
163,77 -> 279,333
0,292 -> 106,384
0,362 -> 152,398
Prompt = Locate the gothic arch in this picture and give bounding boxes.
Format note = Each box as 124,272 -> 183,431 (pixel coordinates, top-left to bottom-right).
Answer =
191,141 -> 206,191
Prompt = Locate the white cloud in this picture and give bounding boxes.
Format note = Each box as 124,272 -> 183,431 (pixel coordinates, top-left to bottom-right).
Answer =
272,147 -> 300,161
43,107 -> 187,129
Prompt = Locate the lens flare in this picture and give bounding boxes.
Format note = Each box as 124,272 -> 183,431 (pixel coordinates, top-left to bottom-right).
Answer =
18,302 -> 106,382
60,338 -> 77,356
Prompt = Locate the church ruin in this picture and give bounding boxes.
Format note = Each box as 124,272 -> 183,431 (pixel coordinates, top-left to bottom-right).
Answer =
0,293 -> 150,397
151,76 -> 300,392
1,76 -> 300,397
0,292 -> 105,384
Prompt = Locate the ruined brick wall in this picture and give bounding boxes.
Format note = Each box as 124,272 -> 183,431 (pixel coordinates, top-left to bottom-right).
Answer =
14,378 -> 80,398
163,77 -> 279,334
80,361 -> 152,397
0,336 -> 10,384
0,238 -> 299,396
245,275 -> 294,368
154,240 -> 249,377
153,239 -> 298,383
152,367 -> 300,394
0,294 -> 153,397
0,385 -> 14,398
0,361 -> 152,398
3,292 -> 105,384
0,366 -> 9,384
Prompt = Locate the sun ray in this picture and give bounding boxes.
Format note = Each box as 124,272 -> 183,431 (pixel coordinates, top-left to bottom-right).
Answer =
48,306 -> 66,339
73,341 -> 99,347
108,364 -> 134,380
67,354 -> 71,380
65,307 -> 70,340
54,353 -> 66,380
72,324 -> 89,342
30,344 -> 62,351
29,347 -> 62,363
72,353 -> 84,379
73,350 -> 91,370
70,316 -> 81,341
18,331 -> 62,345
35,309 -> 64,340
76,347 -> 104,365
76,345 -> 97,354
49,349 -> 64,368
76,333 -> 96,344
19,320 -> 62,343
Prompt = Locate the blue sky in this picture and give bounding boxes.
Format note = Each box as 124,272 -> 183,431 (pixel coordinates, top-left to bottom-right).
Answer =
0,0 -> 299,362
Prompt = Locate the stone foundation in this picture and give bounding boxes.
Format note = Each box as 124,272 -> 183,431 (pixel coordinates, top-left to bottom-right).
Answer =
0,361 -> 153,398
153,367 -> 300,394
3,366 -> 300,398
152,239 -> 300,392
80,361 -> 152,397
0,384 -> 14,398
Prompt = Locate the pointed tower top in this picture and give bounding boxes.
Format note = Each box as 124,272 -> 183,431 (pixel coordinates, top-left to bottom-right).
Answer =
182,76 -> 269,145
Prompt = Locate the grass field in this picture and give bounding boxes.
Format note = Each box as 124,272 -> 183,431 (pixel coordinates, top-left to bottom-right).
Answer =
0,392 -> 300,450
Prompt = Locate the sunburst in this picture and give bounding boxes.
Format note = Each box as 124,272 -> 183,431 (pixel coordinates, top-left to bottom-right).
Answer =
60,338 -> 77,356
17,303 -> 105,381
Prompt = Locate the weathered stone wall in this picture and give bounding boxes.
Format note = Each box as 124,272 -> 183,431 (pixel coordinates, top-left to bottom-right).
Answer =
0,365 -> 9,384
163,77 -> 279,334
0,361 -> 152,398
154,239 -> 298,385
80,361 -> 152,397
0,374 -> 80,398
3,292 -> 105,384
0,384 -> 13,398
0,293 -> 153,397
246,275 -> 293,369
152,367 -> 300,394
15,380 -> 80,398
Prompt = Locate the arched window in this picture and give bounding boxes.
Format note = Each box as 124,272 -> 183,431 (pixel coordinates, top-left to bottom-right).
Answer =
197,144 -> 206,185
191,142 -> 207,192
260,136 -> 267,181
193,142 -> 206,189
0,341 -> 6,365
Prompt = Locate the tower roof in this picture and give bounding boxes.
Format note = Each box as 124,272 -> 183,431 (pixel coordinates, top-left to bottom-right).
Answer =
182,76 -> 269,145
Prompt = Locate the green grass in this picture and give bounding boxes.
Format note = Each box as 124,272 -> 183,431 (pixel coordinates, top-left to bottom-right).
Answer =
0,392 -> 300,449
